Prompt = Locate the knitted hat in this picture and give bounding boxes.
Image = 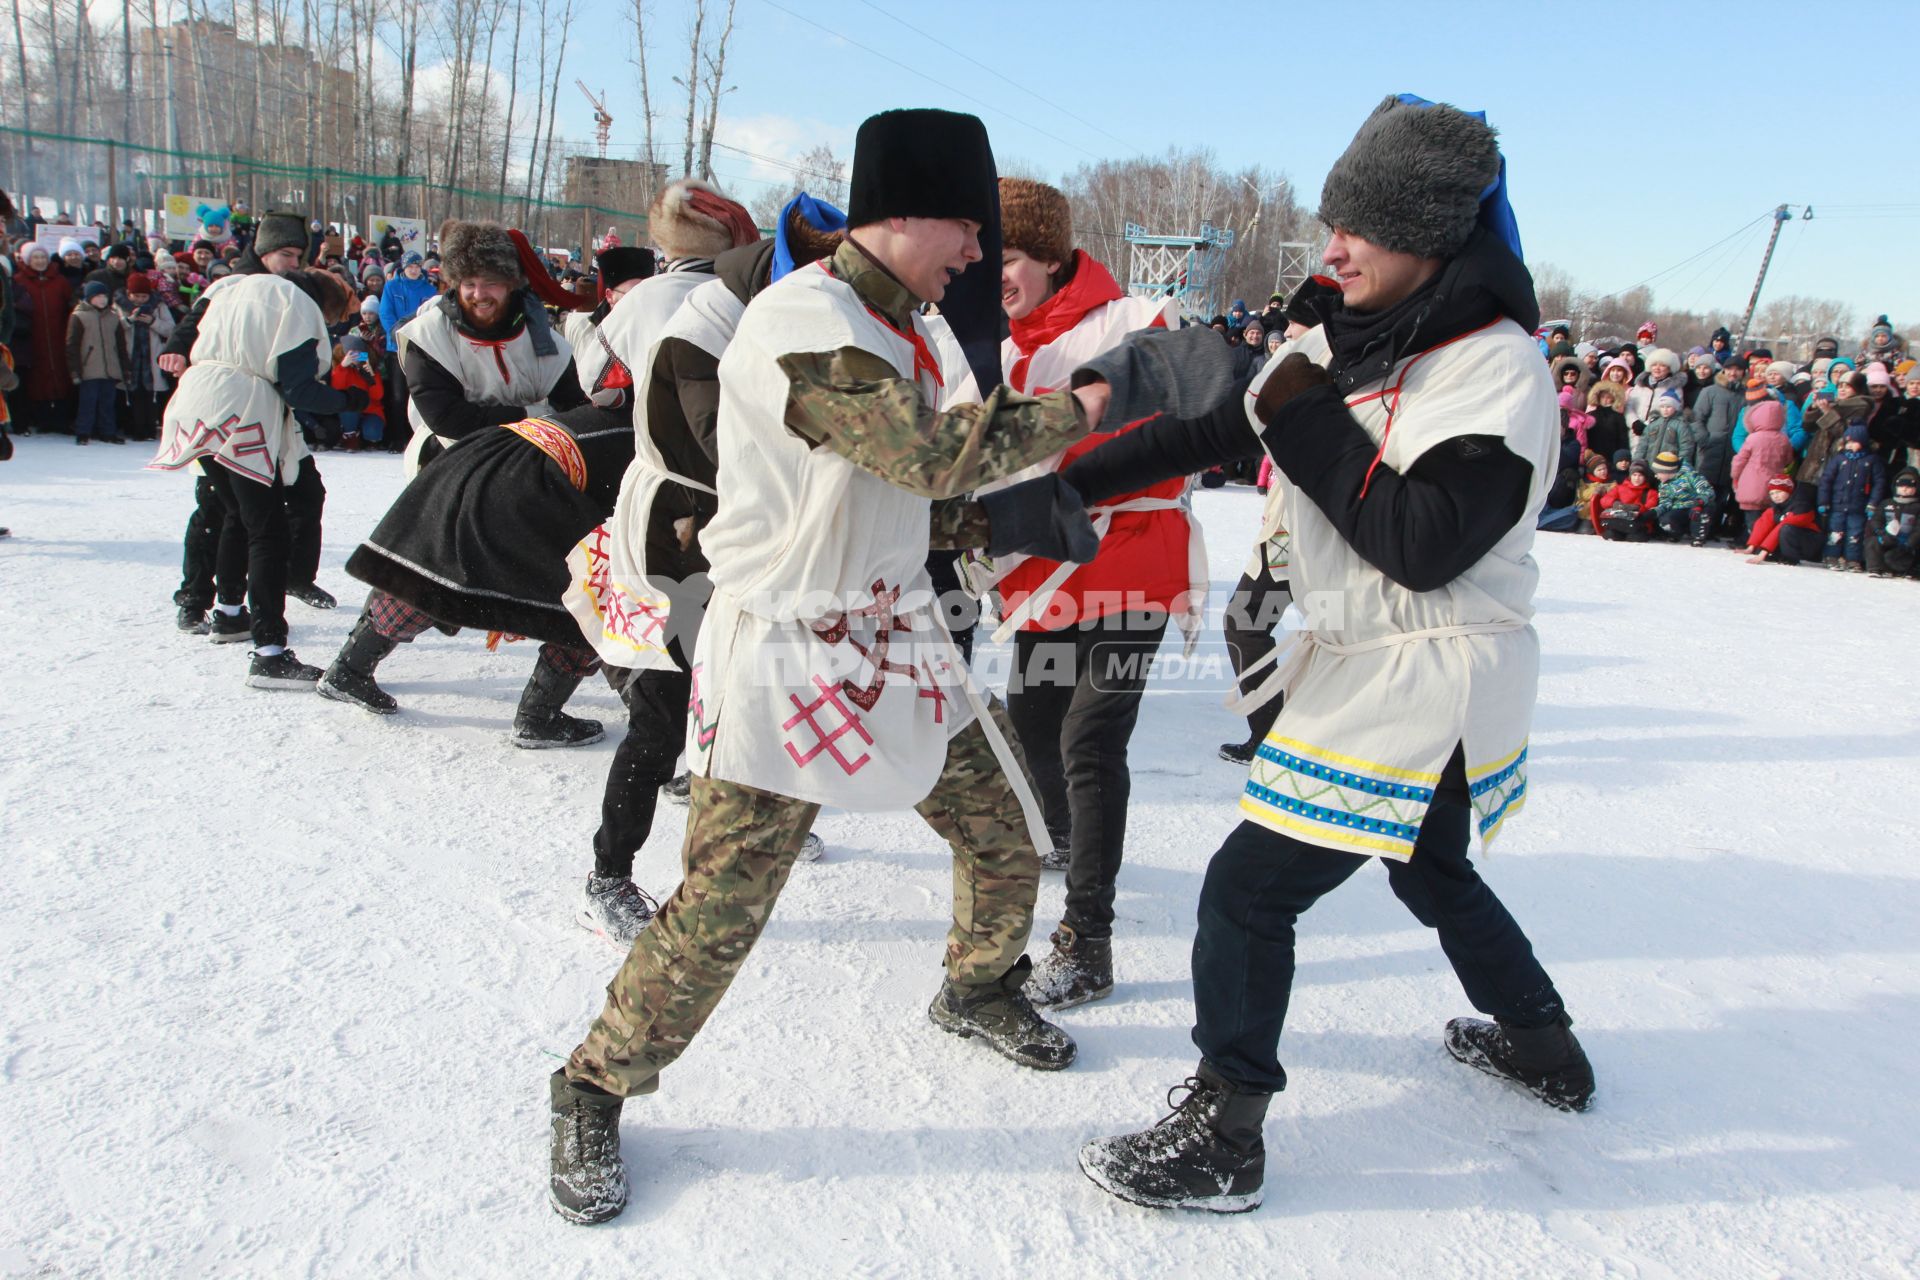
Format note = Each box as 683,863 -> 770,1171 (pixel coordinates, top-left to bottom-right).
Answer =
1586,452 -> 1610,476
1864,362 -> 1892,388
1767,472 -> 1794,493
1766,359 -> 1797,381
58,237 -> 82,256
253,211 -> 309,257
1637,322 -> 1658,343
1644,347 -> 1680,372
1844,422 -> 1871,445
125,272 -> 152,293
647,179 -> 759,260
1897,358 -> 1917,379
1628,458 -> 1652,478
438,219 -> 524,287
1895,468 -> 1918,488
81,281 -> 109,301
340,332 -> 369,355
1813,336 -> 1840,358
1652,450 -> 1681,472
1747,400 -> 1785,432
847,109 -> 997,229
998,177 -> 1072,267
360,295 -> 380,315
104,242 -> 130,261
401,251 -> 424,268
1317,94 -> 1499,259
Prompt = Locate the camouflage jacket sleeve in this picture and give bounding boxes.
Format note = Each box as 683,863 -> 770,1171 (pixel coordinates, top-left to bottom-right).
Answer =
929,497 -> 990,549
775,346 -> 1089,500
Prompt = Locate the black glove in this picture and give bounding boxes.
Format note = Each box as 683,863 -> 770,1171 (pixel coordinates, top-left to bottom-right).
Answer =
1070,325 -> 1235,426
978,474 -> 1100,563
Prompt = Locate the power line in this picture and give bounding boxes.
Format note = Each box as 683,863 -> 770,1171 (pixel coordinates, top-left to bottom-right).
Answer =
846,0 -> 1130,151
1605,212 -> 1772,297
753,0 -> 1099,159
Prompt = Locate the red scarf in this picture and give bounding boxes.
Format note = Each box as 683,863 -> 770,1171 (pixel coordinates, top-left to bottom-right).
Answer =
1006,251 -> 1123,391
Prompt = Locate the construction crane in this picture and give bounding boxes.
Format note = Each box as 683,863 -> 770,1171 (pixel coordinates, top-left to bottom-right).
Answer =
576,81 -> 613,156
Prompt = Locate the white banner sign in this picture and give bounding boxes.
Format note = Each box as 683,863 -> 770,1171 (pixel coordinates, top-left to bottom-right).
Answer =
370,215 -> 427,254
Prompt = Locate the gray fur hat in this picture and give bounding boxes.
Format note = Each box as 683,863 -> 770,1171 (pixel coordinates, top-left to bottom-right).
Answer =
253,211 -> 309,257
437,219 -> 525,287
1318,95 -> 1500,260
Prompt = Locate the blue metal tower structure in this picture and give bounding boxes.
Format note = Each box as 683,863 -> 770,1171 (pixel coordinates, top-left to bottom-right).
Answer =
1124,220 -> 1236,320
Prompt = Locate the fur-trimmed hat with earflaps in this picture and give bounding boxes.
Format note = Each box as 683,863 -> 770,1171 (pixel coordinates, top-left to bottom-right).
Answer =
648,179 -> 759,261
999,177 -> 1072,267
1318,94 -> 1500,259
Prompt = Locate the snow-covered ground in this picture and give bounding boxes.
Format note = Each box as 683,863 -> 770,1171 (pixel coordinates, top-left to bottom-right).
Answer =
3,435 -> 1916,1279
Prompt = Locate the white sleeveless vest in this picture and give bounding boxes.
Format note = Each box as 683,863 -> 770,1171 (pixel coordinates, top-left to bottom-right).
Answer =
690,263 -> 973,810
1237,317 -> 1556,859
396,297 -> 573,477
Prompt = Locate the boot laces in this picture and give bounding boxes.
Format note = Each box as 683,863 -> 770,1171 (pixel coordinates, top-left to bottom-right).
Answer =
1158,1076 -> 1216,1129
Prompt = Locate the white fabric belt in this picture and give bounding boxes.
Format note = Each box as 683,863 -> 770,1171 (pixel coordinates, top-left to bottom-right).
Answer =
1225,615 -> 1529,717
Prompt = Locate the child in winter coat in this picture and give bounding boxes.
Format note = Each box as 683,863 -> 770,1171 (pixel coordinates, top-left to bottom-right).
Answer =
1595,458 -> 1658,540
1746,474 -> 1823,565
1818,423 -> 1890,571
65,281 -> 129,444
329,335 -> 386,450
1574,451 -> 1612,522
1864,467 -> 1920,578
1650,450 -> 1718,545
1730,400 -> 1796,513
1634,388 -> 1691,463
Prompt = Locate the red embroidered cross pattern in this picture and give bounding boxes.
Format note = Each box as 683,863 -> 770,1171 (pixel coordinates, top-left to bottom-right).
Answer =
783,675 -> 874,775
809,579 -> 919,713
583,526 -> 669,652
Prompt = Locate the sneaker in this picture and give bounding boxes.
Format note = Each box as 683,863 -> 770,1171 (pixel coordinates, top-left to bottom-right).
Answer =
245,649 -> 323,690
1444,1013 -> 1595,1113
1023,924 -> 1113,1010
1038,844 -> 1070,872
796,833 -> 826,863
288,582 -> 338,610
1824,557 -> 1844,571
927,956 -> 1076,1070
1218,739 -> 1258,765
1078,1064 -> 1269,1213
176,605 -> 210,635
576,874 -> 659,946
510,712 -> 605,749
208,608 -> 253,643
547,1070 -> 628,1225
1846,561 -> 1865,574
661,772 -> 692,804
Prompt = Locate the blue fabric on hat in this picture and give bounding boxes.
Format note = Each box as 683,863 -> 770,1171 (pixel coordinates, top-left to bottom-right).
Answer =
772,192 -> 848,283
1395,92 -> 1524,264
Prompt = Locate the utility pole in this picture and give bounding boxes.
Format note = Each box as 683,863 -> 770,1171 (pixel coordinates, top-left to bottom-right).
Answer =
162,36 -> 180,154
1735,204 -> 1806,350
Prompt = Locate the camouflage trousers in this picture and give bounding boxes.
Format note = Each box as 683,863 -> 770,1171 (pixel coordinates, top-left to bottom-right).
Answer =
566,707 -> 1042,1098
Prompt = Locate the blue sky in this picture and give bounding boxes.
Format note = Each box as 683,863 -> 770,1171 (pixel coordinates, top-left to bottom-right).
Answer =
554,0 -> 1918,330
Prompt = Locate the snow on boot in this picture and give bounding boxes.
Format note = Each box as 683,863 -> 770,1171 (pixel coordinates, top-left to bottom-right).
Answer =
1024,924 -> 1113,1010
288,581 -> 337,610
208,607 -> 253,643
796,833 -> 826,863
245,649 -> 323,690
1444,1012 -> 1595,1113
511,658 -> 605,749
317,617 -> 401,715
577,874 -> 659,946
1038,844 -> 1070,872
1078,1063 -> 1269,1213
928,955 -> 1076,1071
661,772 -> 692,804
547,1069 -> 628,1224
1218,739 -> 1258,765
176,605 -> 210,635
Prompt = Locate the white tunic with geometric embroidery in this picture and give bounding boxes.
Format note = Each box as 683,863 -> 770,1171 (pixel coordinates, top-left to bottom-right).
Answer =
1237,316 -> 1556,859
688,263 -> 976,811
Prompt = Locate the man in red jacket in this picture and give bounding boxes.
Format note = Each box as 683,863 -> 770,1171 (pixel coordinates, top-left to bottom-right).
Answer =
990,178 -> 1200,1009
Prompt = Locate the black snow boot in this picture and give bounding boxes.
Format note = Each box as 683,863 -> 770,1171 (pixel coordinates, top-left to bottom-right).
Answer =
661,771 -> 692,804
547,1069 -> 628,1224
288,581 -> 338,610
928,955 -> 1077,1070
245,649 -> 323,690
176,604 -> 210,635
1445,1012 -> 1595,1113
1023,924 -> 1113,1010
208,607 -> 253,644
317,617 -> 401,715
1079,1062 -> 1270,1213
512,657 -> 605,749
1217,738 -> 1257,765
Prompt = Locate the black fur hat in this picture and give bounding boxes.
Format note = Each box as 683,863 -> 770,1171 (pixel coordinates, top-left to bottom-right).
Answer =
1318,95 -> 1500,259
438,219 -> 524,287
847,108 -> 996,228
253,211 -> 309,257
594,245 -> 656,291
